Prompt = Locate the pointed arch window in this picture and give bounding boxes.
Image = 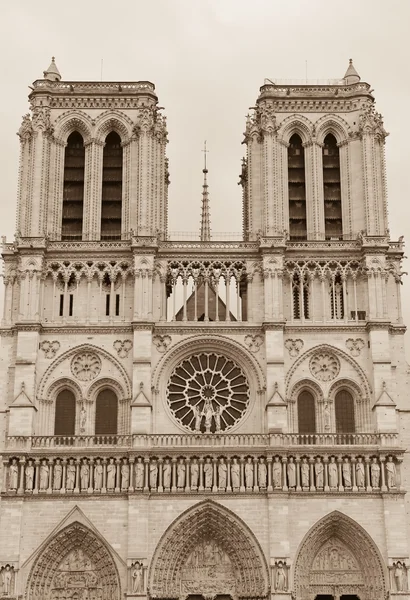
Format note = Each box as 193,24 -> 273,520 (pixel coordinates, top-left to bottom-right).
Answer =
62,132 -> 85,240
335,390 -> 355,433
288,134 -> 307,240
54,389 -> 76,435
101,132 -> 123,240
95,389 -> 118,435
297,391 -> 316,434
292,272 -> 310,320
330,273 -> 344,319
323,134 -> 342,240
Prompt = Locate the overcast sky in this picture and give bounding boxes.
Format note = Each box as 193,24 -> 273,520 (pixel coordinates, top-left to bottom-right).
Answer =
1,0 -> 409,356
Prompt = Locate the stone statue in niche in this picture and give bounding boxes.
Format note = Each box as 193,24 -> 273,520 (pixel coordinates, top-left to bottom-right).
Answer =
80,459 -> 89,491
275,561 -> 287,591
121,459 -> 130,490
386,456 -> 397,489
80,405 -> 87,433
328,456 -> 338,488
25,459 -> 34,491
301,458 -> 309,488
1,565 -> 13,596
245,457 -> 254,488
203,398 -> 214,433
107,458 -> 116,490
273,456 -> 282,488
342,458 -> 352,488
394,561 -> 407,592
163,458 -> 171,489
177,459 -> 186,489
150,460 -> 158,489
53,459 -> 62,490
193,405 -> 201,433
190,459 -> 199,490
132,561 -> 144,593
258,457 -> 267,489
66,458 -> 76,491
204,457 -> 213,488
135,457 -> 144,489
9,459 -> 18,491
371,457 -> 380,488
315,457 -> 324,488
324,402 -> 331,431
39,459 -> 49,491
356,457 -> 365,488
94,459 -> 103,491
214,406 -> 222,433
231,457 -> 240,490
218,458 -> 227,490
287,457 -> 296,488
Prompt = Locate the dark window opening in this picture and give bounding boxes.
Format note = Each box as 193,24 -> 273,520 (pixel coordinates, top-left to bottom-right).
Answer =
54,390 -> 76,436
288,134 -> 307,240
298,391 -> 316,434
323,134 -> 342,240
69,294 -> 74,317
106,294 -> 110,316
101,132 -> 122,240
115,294 -> 120,316
330,273 -> 344,319
59,294 -> 64,317
292,273 -> 309,319
335,390 -> 355,433
95,389 -> 118,435
62,131 -> 85,240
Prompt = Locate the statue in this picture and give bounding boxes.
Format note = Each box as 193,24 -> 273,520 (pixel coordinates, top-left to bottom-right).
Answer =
132,561 -> 144,593
315,457 -> 324,488
9,459 -> 18,491
94,459 -> 103,491
245,457 -> 254,488
342,458 -> 352,488
356,457 -> 365,488
204,457 -> 213,488
203,398 -> 214,433
328,456 -> 338,488
258,457 -> 267,488
135,458 -> 144,489
231,457 -> 240,489
371,457 -> 380,488
150,460 -> 158,489
324,402 -> 331,431
275,562 -> 287,591
193,404 -> 202,432
273,456 -> 282,488
25,459 -> 34,491
177,459 -> 186,489
39,459 -> 49,491
214,405 -> 222,432
287,457 -> 296,488
80,459 -> 89,490
80,405 -> 87,432
66,459 -> 76,491
395,561 -> 406,592
301,458 -> 309,488
2,566 -> 12,596
53,459 -> 63,490
190,459 -> 199,489
121,459 -> 130,490
163,458 -> 171,489
107,458 -> 116,490
386,456 -> 397,489
218,458 -> 227,490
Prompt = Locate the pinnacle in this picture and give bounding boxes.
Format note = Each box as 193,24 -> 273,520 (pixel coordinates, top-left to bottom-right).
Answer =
43,56 -> 61,82
343,58 -> 360,83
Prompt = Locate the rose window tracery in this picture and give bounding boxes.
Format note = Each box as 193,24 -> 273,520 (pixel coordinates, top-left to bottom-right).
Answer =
71,353 -> 102,382
166,353 -> 250,433
309,352 -> 340,382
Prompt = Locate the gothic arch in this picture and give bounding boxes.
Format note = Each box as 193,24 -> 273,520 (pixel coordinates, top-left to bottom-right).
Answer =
94,111 -> 133,144
314,114 -> 351,145
54,111 -> 93,144
278,114 -> 313,145
328,377 -> 363,401
148,500 -> 270,600
288,378 -> 324,404
25,521 -> 121,600
293,511 -> 387,600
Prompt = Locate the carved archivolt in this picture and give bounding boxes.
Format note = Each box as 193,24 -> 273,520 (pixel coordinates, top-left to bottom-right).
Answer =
94,110 -> 134,144
277,114 -> 314,145
314,113 -> 351,144
293,511 -> 387,600
328,378 -> 364,403
26,522 -> 121,600
148,500 -> 270,599
53,110 -> 94,145
288,378 -> 324,404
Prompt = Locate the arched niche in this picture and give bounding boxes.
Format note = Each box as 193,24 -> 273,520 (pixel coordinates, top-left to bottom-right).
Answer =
148,500 -> 270,600
293,511 -> 387,600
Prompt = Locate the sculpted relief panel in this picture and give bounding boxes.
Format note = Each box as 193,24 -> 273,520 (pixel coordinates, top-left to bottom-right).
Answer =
311,540 -> 363,586
51,549 -> 102,600
180,539 -> 236,598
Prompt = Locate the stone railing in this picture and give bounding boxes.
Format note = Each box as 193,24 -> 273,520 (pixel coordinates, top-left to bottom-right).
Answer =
3,451 -> 403,496
5,432 -> 399,451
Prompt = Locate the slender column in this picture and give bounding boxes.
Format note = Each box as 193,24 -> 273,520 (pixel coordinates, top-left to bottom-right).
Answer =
61,459 -> 67,494
226,457 -> 232,492
194,280 -> 198,321
19,273 -> 26,319
271,272 -> 276,319
212,458 -> 218,493
380,456 -> 387,492
160,275 -> 167,321
182,278 -> 188,321
115,458 -> 121,493
110,278 -> 115,322
140,272 -> 146,319
204,278 -> 209,322
236,278 -> 241,321
300,275 -> 304,322
351,457 -> 357,491
144,458 -> 150,492
128,457 -> 135,492
172,278 -> 176,321
122,278 -> 126,321
342,276 -> 348,323
239,457 -> 245,493
2,279 -> 10,324
47,459 -> 53,494
253,457 -> 259,492
171,458 -> 177,493
98,277 -> 103,322
381,272 -> 388,318
74,459 -> 80,494
290,275 -> 294,322
246,274 -> 253,322
225,275 -> 231,321
18,458 -> 25,495
157,458 -> 164,493
101,458 -> 107,494
147,271 -> 153,319
295,457 -> 301,491
185,458 -> 190,492
63,278 -> 69,323
309,274 -> 315,322
321,275 -> 326,322
365,457 -> 372,492
396,279 -> 403,323
198,458 -> 204,492
215,279 -> 219,321
33,460 -> 40,495
337,457 -> 344,492
309,458 -> 316,491
375,272 -> 381,318
278,271 -> 284,320
88,458 -> 94,494
331,276 -> 336,321
282,457 -> 288,492
323,456 -> 329,492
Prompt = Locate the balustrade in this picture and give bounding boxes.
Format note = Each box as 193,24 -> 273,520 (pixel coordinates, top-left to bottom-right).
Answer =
3,452 -> 402,496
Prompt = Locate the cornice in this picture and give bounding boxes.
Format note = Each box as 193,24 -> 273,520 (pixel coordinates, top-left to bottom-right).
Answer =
154,323 -> 265,335
284,323 -> 368,333
41,325 -> 133,335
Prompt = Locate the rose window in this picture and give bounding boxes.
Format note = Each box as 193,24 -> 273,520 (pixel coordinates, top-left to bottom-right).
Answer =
166,353 -> 250,433
309,352 -> 340,382
71,352 -> 102,382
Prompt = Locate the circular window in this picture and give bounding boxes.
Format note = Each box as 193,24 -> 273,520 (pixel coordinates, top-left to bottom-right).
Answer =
166,353 -> 250,433
71,352 -> 102,382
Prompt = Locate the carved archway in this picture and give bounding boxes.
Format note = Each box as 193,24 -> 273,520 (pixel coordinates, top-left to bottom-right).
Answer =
148,500 -> 269,600
26,521 -> 121,600
293,511 -> 387,600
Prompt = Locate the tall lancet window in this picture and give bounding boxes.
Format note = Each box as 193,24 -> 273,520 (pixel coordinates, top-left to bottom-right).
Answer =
101,132 -> 123,240
62,132 -> 85,240
323,134 -> 342,239
288,134 -> 307,240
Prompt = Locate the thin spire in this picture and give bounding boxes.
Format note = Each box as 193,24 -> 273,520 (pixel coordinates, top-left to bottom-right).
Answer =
43,56 -> 61,81
200,141 -> 211,242
343,58 -> 360,84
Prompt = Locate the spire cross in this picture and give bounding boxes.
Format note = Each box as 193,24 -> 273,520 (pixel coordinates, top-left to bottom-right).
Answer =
202,140 -> 209,171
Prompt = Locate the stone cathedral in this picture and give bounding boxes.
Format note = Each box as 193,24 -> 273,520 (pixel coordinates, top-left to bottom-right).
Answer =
0,57 -> 409,600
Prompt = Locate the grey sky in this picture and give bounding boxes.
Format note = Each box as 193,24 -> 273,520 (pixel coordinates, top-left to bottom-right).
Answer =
1,0 -> 409,355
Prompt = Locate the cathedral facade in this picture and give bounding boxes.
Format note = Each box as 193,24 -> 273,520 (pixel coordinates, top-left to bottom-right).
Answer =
0,58 -> 409,600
